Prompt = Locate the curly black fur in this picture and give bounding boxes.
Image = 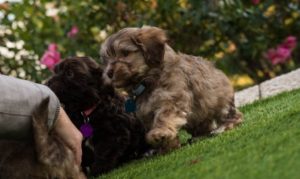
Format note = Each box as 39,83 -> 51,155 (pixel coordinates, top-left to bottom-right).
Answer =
46,57 -> 150,176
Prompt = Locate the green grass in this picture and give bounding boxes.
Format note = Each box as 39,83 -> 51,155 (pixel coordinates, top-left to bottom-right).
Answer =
98,89 -> 300,179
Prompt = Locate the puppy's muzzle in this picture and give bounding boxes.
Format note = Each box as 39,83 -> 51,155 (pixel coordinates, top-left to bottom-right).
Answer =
107,69 -> 114,79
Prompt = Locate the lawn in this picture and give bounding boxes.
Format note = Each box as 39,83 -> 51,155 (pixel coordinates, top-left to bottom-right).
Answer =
98,88 -> 300,179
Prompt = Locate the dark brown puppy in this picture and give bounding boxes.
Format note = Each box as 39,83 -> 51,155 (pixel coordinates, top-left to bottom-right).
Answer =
47,57 -> 150,176
0,97 -> 86,179
101,26 -> 243,151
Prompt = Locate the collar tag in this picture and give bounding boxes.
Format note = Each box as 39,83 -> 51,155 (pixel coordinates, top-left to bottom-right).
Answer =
80,112 -> 93,138
125,98 -> 136,113
125,83 -> 145,113
80,123 -> 93,138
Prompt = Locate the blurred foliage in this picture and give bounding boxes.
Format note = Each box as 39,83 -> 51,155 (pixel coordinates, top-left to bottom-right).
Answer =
0,0 -> 299,85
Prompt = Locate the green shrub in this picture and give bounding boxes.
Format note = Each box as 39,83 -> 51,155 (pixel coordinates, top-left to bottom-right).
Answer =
0,0 -> 299,83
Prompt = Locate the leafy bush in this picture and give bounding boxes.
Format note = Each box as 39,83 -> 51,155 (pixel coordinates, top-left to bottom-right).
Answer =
0,0 -> 299,84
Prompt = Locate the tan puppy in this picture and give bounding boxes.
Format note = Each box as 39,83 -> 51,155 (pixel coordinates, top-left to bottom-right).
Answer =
100,26 -> 242,151
0,98 -> 86,179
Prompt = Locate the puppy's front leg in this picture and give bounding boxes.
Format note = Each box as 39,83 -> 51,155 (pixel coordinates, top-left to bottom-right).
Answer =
146,105 -> 187,151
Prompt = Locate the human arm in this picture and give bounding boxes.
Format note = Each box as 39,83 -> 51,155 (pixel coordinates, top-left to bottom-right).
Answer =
0,74 -> 83,165
54,107 -> 83,165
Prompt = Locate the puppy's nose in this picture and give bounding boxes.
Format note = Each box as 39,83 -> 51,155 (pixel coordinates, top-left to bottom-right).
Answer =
107,69 -> 114,79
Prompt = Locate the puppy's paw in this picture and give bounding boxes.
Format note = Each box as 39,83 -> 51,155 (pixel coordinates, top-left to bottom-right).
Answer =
211,115 -> 243,135
210,125 -> 226,135
146,128 -> 177,147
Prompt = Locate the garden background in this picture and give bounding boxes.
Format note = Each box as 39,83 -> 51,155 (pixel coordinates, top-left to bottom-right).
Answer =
0,0 -> 299,90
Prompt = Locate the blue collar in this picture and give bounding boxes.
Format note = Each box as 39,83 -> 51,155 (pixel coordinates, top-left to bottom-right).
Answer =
124,83 -> 146,113
132,83 -> 146,97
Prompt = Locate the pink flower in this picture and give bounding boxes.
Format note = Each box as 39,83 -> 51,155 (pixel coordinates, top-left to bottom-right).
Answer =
251,0 -> 260,5
48,43 -> 58,51
281,36 -> 297,49
266,47 -> 291,65
40,43 -> 61,70
265,35 -> 297,65
67,26 -> 79,38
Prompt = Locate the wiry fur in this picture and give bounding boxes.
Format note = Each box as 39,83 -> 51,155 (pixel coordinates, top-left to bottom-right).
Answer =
101,26 -> 243,151
0,97 -> 85,179
47,57 -> 150,176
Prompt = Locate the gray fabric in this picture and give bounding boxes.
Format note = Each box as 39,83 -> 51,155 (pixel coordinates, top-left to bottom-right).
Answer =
0,74 -> 60,140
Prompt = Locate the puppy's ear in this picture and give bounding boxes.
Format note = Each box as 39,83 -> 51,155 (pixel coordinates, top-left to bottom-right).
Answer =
79,57 -> 101,74
132,26 -> 167,67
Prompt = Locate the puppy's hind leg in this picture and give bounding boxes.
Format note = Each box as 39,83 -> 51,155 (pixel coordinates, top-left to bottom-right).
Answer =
211,100 -> 243,135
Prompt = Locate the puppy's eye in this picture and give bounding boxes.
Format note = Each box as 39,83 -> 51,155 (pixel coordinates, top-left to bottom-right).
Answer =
121,50 -> 130,57
65,70 -> 74,78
